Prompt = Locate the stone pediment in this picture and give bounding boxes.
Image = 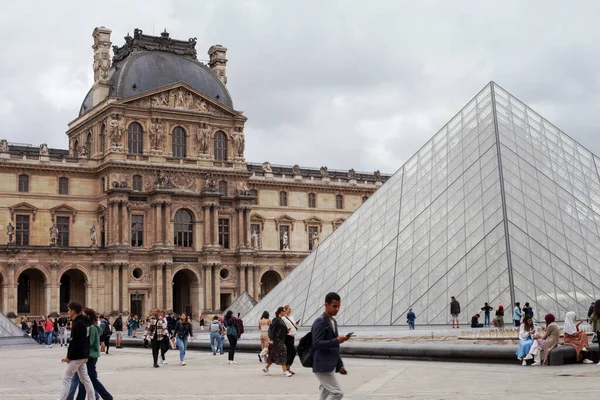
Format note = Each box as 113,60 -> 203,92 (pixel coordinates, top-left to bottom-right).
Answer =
303,216 -> 324,232
274,214 -> 296,230
9,202 -> 39,221
121,84 -> 237,117
50,204 -> 78,222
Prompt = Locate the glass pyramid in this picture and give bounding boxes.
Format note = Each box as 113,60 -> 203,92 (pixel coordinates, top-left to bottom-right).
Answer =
0,312 -> 27,337
223,291 -> 257,318
244,82 -> 600,326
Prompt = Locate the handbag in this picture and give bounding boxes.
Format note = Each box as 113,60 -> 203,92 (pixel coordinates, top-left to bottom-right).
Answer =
170,337 -> 177,350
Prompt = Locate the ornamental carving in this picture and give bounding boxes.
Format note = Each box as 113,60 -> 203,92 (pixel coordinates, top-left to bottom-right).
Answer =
0,139 -> 8,152
320,166 -> 329,178
170,173 -> 196,190
348,168 -> 356,179
153,170 -> 171,188
231,127 -> 245,158
128,87 -> 226,115
374,170 -> 382,182
193,123 -> 211,155
107,114 -> 126,147
262,161 -> 272,173
149,118 -> 165,151
93,48 -> 110,81
292,164 -> 300,175
110,173 -> 130,188
39,144 -> 49,156
112,29 -> 197,64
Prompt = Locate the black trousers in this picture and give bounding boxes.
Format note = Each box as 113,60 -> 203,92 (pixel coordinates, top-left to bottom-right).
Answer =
227,334 -> 237,361
285,335 -> 296,366
104,335 -> 110,354
160,337 -> 169,360
151,337 -> 160,365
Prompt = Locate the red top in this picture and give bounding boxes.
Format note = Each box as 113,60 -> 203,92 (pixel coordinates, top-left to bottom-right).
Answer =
44,319 -> 54,333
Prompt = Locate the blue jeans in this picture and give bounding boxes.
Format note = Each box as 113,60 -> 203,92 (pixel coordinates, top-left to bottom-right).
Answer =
176,336 -> 188,361
127,327 -> 133,336
46,331 -> 53,345
210,332 -> 223,354
484,314 -> 490,326
408,320 -> 415,330
67,358 -> 112,400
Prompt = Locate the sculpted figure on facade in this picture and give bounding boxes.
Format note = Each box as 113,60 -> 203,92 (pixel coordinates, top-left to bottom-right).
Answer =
204,173 -> 216,189
347,168 -> 356,179
78,144 -> 89,158
262,161 -> 272,173
39,143 -> 49,156
282,231 -> 289,250
149,118 -> 164,151
93,48 -> 110,81
231,127 -> 245,158
174,88 -> 187,108
152,91 -> 170,108
154,170 -> 171,188
6,221 -> 14,244
312,231 -> 319,248
90,225 -> 97,247
108,114 -> 125,147
170,173 -> 195,190
194,123 -> 211,154
235,180 -> 251,195
251,230 -> 259,249
49,223 -> 59,245
374,170 -> 381,182
0,139 -> 8,152
320,166 -> 329,178
292,164 -> 300,175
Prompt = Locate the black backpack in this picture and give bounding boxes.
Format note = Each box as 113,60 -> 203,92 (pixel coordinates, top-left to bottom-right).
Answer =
113,317 -> 122,331
102,320 -> 111,337
296,331 -> 313,368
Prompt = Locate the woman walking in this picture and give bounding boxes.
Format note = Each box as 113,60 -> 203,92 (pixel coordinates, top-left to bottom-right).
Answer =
262,307 -> 292,377
563,311 -> 593,363
209,316 -> 224,355
67,308 -> 113,400
224,311 -> 241,364
130,315 -> 140,338
173,313 -> 193,366
258,311 -> 271,362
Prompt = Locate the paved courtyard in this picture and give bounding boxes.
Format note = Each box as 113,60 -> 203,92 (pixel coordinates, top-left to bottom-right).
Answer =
1,346 -> 600,399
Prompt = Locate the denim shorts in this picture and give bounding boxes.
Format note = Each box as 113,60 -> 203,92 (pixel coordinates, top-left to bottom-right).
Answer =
451,313 -> 459,317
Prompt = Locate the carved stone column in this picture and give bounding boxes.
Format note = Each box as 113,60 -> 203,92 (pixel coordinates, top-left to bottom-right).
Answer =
204,265 -> 213,311
49,262 -> 59,314
164,202 -> 172,246
203,206 -> 211,247
212,206 -> 219,246
213,265 -> 221,312
253,266 -> 261,301
111,264 -> 119,312
165,263 -> 173,311
45,284 -> 52,315
247,266 -> 254,299
238,265 -> 246,294
236,208 -> 244,249
6,263 -> 16,313
155,263 -> 163,310
90,263 -> 99,309
108,200 -> 118,246
98,264 -> 106,315
244,208 -> 251,247
121,263 -> 129,313
121,201 -> 130,246
1,284 -> 7,314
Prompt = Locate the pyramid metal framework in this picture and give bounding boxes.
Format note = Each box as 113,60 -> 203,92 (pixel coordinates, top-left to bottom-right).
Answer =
223,291 -> 257,318
0,312 -> 26,337
244,82 -> 600,326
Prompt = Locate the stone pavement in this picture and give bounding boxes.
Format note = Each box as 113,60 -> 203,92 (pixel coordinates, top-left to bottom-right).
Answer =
1,346 -> 600,399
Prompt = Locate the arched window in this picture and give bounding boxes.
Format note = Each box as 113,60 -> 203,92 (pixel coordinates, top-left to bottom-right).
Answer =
214,131 -> 227,161
100,124 -> 106,153
174,209 -> 193,248
219,181 -> 228,196
58,177 -> 69,195
128,122 -> 143,155
172,126 -> 187,158
132,175 -> 143,191
308,193 -> 316,208
18,174 -> 29,192
336,194 -> 344,209
73,139 -> 79,157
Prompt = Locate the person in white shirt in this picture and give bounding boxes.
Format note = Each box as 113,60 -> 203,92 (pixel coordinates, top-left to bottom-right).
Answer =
283,304 -> 300,375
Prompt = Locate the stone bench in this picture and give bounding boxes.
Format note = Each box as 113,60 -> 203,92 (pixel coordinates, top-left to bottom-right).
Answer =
547,343 -> 599,365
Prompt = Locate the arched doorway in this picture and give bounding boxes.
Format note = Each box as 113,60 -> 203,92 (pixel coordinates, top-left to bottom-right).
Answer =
172,269 -> 199,318
17,268 -> 46,315
60,270 -> 87,313
260,271 -> 282,298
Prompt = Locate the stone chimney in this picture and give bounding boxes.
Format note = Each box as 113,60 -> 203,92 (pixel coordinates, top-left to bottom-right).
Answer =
208,45 -> 228,85
91,26 -> 112,106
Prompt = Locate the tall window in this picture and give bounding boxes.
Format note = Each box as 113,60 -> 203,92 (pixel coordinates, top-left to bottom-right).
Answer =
172,126 -> 187,158
132,175 -> 143,191
308,193 -> 316,208
214,131 -> 227,161
336,194 -> 344,210
362,196 -> 369,203
279,225 -> 290,250
279,191 -> 288,206
249,189 -> 258,205
131,215 -> 144,247
15,215 -> 30,246
128,122 -> 143,155
219,181 -> 228,196
308,226 -> 319,251
86,132 -> 92,158
18,174 -> 29,192
218,218 -> 230,249
58,177 -> 69,195
100,124 -> 106,153
57,216 -> 70,247
174,209 -> 193,248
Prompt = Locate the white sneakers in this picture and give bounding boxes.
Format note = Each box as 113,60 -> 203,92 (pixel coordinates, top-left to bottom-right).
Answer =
262,368 -> 270,376
531,362 -> 541,366
283,371 -> 293,377
181,361 -> 186,366
523,354 -> 533,360
228,361 -> 238,365
583,359 -> 593,364
159,359 -> 168,364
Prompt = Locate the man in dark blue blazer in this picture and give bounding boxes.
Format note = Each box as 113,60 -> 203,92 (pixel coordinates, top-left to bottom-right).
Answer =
312,292 -> 350,399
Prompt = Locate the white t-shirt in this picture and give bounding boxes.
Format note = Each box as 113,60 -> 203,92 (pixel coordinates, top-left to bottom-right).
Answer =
283,315 -> 298,336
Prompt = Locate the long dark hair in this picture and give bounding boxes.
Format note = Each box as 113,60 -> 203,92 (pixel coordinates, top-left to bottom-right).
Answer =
225,310 -> 233,322
594,300 -> 600,318
523,316 -> 534,332
83,308 -> 97,325
261,311 -> 270,320
275,306 -> 286,318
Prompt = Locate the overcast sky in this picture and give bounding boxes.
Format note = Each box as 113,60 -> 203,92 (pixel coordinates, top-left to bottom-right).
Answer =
1,1 -> 600,174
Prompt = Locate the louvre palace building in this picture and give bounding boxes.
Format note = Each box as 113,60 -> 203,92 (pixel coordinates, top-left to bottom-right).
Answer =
0,27 -> 386,319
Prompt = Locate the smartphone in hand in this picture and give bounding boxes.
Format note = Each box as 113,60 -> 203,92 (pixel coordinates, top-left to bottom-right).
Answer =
346,332 -> 354,338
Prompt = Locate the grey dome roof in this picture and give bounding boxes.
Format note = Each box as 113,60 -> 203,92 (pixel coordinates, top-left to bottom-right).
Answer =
79,46 -> 233,115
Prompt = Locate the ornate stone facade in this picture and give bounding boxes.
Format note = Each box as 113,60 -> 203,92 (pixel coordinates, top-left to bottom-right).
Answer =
0,27 -> 387,320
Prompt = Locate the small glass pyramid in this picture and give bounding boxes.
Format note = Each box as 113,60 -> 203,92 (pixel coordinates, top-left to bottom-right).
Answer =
223,291 -> 257,318
244,82 -> 600,326
0,312 -> 27,337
